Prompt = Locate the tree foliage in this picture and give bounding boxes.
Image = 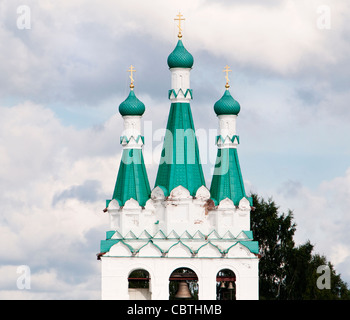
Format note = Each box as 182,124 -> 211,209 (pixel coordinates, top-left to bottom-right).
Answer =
250,193 -> 350,300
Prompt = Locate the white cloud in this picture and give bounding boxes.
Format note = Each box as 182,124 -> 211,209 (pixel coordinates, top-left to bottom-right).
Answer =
1,0 -> 349,104
275,168 -> 350,284
0,101 -> 115,298
0,265 -> 100,299
331,244 -> 350,266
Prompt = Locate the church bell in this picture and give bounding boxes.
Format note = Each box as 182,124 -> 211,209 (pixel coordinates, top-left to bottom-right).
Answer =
175,280 -> 192,299
228,282 -> 234,290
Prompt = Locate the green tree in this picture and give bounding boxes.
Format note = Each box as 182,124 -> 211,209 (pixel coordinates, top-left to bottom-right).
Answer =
250,193 -> 350,300
250,194 -> 296,299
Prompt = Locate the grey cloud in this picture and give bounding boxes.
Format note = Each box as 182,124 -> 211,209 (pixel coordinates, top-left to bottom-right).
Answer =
278,180 -> 303,198
295,88 -> 323,106
52,179 -> 103,205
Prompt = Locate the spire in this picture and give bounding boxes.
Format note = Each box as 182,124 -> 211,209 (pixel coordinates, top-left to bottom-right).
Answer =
109,67 -> 151,207
154,102 -> 206,196
210,148 -> 246,206
155,16 -> 205,196
111,148 -> 150,207
210,66 -> 247,206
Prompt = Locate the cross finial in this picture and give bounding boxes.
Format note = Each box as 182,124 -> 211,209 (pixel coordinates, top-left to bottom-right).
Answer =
174,12 -> 185,39
223,65 -> 232,89
128,65 -> 136,89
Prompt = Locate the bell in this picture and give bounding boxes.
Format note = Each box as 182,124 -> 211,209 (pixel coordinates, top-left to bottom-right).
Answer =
175,280 -> 192,299
228,282 -> 234,290
220,281 -> 226,289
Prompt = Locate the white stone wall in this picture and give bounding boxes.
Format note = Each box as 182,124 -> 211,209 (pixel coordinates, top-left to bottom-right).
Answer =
171,68 -> 191,92
102,186 -> 259,300
107,186 -> 251,238
123,116 -> 142,138
169,68 -> 192,103
218,114 -> 237,138
101,255 -> 259,300
121,116 -> 143,149
128,288 -> 152,300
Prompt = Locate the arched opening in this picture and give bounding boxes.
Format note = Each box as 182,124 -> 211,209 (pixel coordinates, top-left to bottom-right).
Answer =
216,269 -> 236,300
169,267 -> 198,300
128,269 -> 151,300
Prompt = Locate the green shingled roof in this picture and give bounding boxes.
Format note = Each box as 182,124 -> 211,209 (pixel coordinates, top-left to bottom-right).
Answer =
111,148 -> 151,207
155,102 -> 205,196
167,39 -> 194,69
210,147 -> 246,206
119,89 -> 145,116
214,89 -> 240,116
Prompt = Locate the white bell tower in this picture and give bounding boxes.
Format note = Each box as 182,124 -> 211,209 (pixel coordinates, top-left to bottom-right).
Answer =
98,14 -> 259,301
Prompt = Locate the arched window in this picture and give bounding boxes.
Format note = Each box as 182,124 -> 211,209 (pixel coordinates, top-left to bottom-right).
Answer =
216,269 -> 236,300
128,269 -> 151,300
169,267 -> 198,300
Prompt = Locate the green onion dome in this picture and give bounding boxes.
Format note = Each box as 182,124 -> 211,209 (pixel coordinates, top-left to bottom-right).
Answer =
214,90 -> 241,116
119,89 -> 145,116
167,39 -> 194,69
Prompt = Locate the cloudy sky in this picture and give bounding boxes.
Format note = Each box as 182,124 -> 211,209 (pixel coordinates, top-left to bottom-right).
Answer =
0,0 -> 349,299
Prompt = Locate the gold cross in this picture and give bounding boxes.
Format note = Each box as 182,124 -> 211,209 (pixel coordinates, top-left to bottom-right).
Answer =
223,65 -> 232,89
128,65 -> 136,89
174,12 -> 185,38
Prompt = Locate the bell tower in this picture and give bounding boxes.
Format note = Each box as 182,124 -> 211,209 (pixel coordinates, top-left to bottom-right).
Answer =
98,14 -> 259,300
